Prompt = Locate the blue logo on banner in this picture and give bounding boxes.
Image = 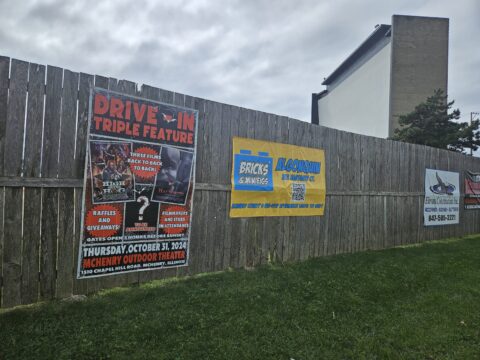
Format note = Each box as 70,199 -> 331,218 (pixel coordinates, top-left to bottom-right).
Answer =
233,150 -> 273,191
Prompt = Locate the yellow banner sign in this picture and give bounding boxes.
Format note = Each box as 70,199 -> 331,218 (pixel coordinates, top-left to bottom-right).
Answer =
230,137 -> 326,217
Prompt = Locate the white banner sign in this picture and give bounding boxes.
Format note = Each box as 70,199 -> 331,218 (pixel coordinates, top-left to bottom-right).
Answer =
424,169 -> 460,226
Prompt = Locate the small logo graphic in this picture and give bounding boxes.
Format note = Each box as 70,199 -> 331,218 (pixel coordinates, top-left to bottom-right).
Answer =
233,150 -> 273,191
430,172 -> 455,195
162,112 -> 177,123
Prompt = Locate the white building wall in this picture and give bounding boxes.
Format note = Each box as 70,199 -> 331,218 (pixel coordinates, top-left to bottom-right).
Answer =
318,42 -> 391,138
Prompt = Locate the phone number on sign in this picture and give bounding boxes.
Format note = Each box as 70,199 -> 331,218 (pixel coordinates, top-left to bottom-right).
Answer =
428,214 -> 456,222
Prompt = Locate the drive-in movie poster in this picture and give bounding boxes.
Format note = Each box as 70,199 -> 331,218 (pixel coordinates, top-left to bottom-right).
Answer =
464,171 -> 480,209
77,88 -> 198,278
230,137 -> 326,217
424,168 -> 459,226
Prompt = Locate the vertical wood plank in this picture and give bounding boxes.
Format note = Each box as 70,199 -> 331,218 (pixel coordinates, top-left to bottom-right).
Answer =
21,62 -> 45,304
277,115 -> 290,263
199,100 -> 218,273
57,70 -> 79,179
352,134 -> 362,252
20,190 -> 39,305
73,72 -> 94,296
253,111 -> 269,265
328,196 -> 339,255
424,147 -> 434,241
0,56 -> 10,306
188,96 -> 207,274
244,108 -> 258,267
308,124 -> 323,258
297,119 -> 309,259
286,118 -> 300,261
40,65 -> 62,300
344,132 -> 355,253
3,188 -> 23,307
171,92 -> 193,277
405,143 -> 416,243
229,107 -> 249,268
224,104 -> 240,268
210,102 -> 229,271
301,120 -> 317,260
453,152 -> 464,239
363,136 -> 373,248
438,147 -> 450,240
56,69 -> 79,299
323,127 -> 334,255
321,193 -> 330,256
23,63 -> 45,177
4,59 -> 27,176
0,188 -> 3,306
415,145 -> 426,243
263,114 -> 284,262
2,59 -> 28,307
220,104 -> 233,269
0,56 -> 9,176
169,92 -> 188,277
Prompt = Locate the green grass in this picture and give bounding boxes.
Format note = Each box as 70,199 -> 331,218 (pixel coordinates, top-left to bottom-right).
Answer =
1,236 -> 480,360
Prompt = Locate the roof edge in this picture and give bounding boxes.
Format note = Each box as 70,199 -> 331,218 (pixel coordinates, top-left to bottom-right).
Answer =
322,24 -> 391,85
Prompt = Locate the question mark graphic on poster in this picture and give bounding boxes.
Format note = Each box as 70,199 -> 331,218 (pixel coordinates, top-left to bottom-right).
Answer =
137,196 -> 149,221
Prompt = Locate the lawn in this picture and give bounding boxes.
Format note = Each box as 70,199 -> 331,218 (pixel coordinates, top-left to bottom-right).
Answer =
1,236 -> 480,360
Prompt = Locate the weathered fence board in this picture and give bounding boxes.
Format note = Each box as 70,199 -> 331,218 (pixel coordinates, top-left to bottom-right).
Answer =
21,62 -> 45,304
1,54 -> 480,308
3,188 -> 22,307
188,97 -> 207,275
56,70 -> 78,299
221,104 -> 236,269
0,57 -> 8,306
0,187 -> 4,306
0,56 -> 9,175
2,59 -> 28,307
39,65 -> 62,301
73,72 -> 94,297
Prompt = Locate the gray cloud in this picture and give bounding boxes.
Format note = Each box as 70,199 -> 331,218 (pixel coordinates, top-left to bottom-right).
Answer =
0,0 -> 478,121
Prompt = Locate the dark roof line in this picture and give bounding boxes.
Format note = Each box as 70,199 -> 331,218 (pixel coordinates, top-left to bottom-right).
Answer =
322,24 -> 391,85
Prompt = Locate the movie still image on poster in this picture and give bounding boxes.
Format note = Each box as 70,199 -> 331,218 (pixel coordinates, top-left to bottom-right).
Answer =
124,185 -> 159,240
90,140 -> 135,203
153,146 -> 193,205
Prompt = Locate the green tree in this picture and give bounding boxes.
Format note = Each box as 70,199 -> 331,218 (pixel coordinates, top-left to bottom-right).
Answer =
391,89 -> 480,154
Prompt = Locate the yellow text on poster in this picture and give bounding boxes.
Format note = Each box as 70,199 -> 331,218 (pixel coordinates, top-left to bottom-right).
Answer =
230,137 -> 326,217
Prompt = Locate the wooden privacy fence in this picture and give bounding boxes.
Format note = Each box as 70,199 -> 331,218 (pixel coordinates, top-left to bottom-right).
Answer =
1,55 -> 480,308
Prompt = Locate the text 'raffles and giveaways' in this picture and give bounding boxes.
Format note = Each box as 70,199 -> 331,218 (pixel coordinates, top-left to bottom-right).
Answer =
230,137 -> 326,217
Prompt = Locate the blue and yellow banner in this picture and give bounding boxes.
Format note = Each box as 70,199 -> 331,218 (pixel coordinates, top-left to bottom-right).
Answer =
230,137 -> 326,217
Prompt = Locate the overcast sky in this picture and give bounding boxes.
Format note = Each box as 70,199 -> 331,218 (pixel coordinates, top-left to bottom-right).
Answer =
0,0 -> 478,122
